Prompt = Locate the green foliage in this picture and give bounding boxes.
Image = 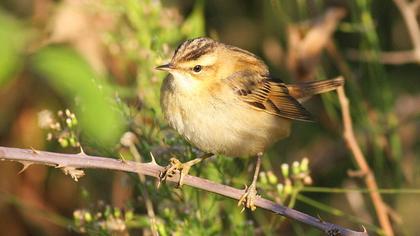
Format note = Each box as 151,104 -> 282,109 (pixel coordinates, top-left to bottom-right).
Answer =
181,0 -> 206,38
38,109 -> 80,148
73,205 -> 138,235
0,0 -> 419,235
32,46 -> 125,147
258,157 -> 313,226
0,9 -> 29,86
104,0 -> 205,118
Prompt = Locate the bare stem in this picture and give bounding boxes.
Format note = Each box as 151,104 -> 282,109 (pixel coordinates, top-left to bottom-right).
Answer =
0,146 -> 367,236
128,144 -> 158,236
337,86 -> 393,236
347,0 -> 420,64
394,0 -> 420,50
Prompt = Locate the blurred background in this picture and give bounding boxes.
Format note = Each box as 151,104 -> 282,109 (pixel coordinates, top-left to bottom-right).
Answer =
0,0 -> 419,235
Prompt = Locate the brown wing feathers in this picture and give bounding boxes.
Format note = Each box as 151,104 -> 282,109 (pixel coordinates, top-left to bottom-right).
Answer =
286,77 -> 344,101
246,80 -> 313,122
227,72 -> 344,122
227,72 -> 313,122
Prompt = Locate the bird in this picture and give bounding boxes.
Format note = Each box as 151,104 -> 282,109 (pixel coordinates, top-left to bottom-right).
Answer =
156,37 -> 344,210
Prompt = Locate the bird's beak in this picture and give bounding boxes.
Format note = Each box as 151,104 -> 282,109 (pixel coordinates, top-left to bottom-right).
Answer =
155,63 -> 174,71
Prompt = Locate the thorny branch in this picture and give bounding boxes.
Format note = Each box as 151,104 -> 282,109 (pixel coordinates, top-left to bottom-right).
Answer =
0,146 -> 367,236
337,86 -> 393,236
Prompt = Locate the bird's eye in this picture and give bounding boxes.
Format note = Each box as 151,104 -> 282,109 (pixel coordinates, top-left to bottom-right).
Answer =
192,65 -> 202,73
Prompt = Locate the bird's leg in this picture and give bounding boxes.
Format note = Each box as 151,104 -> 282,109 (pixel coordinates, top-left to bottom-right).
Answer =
159,153 -> 213,188
238,152 -> 263,211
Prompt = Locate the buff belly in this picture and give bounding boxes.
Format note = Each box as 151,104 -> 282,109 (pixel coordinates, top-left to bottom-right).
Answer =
161,77 -> 291,157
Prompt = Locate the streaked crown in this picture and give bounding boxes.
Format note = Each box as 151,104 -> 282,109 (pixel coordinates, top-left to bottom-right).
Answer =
172,37 -> 219,63
156,37 -> 269,80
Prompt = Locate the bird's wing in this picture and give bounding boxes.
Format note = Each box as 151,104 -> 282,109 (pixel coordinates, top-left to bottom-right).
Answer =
225,71 -> 313,122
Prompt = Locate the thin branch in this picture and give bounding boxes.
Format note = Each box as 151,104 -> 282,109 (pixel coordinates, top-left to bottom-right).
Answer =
337,86 -> 393,236
0,146 -> 367,236
287,7 -> 347,81
394,0 -> 420,50
347,0 -> 420,64
346,49 -> 420,65
127,141 -> 158,236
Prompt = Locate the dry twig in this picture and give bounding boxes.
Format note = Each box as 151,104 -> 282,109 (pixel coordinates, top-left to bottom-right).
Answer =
337,86 -> 393,236
0,146 -> 367,236
347,0 -> 420,64
287,7 -> 347,81
120,132 -> 158,236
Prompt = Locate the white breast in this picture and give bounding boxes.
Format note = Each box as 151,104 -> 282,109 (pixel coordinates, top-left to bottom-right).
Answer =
160,75 -> 291,157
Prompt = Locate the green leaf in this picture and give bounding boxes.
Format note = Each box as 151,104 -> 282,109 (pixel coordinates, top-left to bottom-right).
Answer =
0,9 -> 28,86
31,46 -> 125,147
181,0 -> 205,38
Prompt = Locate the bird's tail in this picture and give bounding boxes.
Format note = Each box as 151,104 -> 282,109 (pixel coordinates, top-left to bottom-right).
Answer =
287,77 -> 344,102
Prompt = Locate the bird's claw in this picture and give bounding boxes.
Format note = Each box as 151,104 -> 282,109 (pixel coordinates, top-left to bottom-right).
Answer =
238,183 -> 259,212
158,157 -> 191,188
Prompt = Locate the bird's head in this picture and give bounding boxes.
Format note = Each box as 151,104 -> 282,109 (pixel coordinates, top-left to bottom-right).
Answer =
156,37 -> 268,87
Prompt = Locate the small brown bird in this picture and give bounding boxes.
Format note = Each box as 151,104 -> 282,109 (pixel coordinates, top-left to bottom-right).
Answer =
156,37 -> 343,210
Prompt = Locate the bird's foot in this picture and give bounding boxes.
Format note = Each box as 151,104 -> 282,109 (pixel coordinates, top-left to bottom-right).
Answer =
238,183 -> 259,212
158,157 -> 193,188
